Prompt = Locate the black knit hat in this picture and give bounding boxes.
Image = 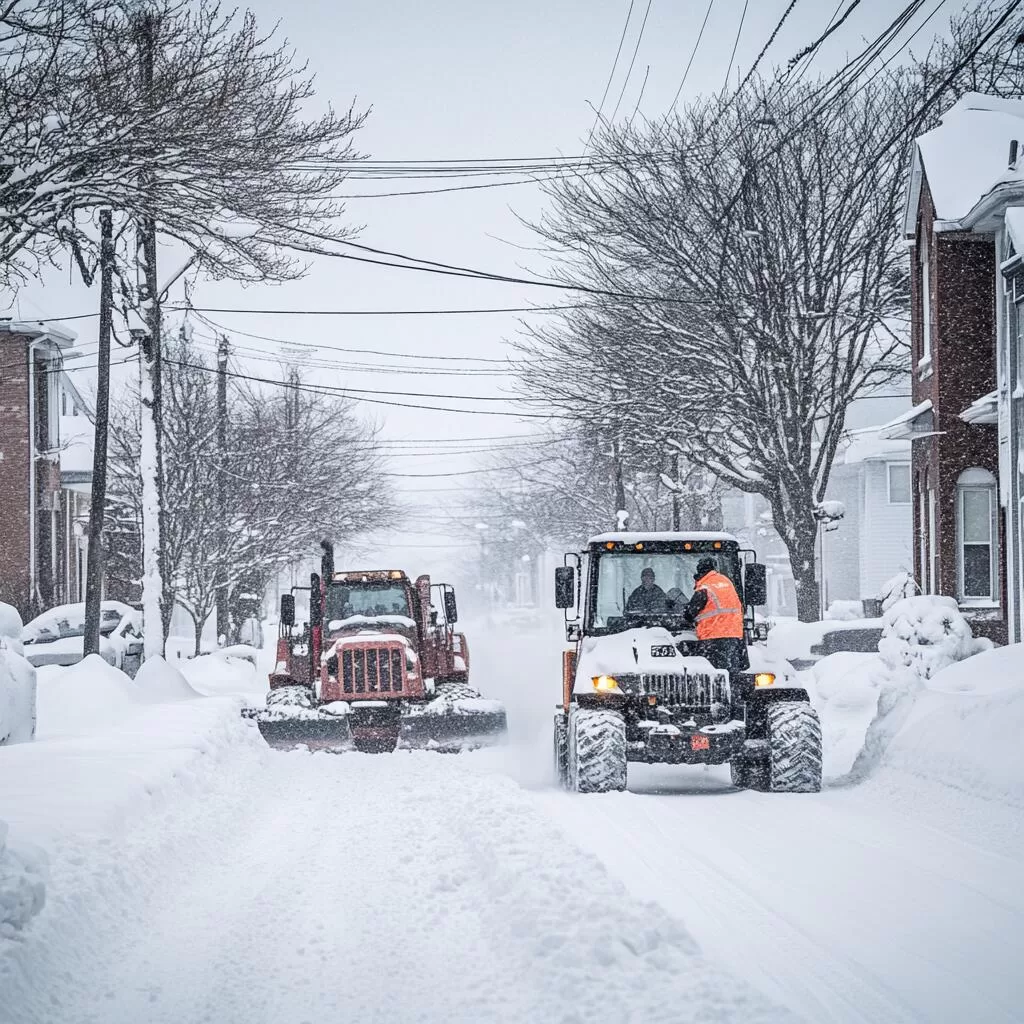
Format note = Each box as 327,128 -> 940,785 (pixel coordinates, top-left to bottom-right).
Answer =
694,556 -> 717,579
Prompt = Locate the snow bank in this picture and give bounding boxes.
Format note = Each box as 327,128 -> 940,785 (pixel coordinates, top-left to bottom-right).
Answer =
838,597 -> 990,785
0,822 -> 46,937
179,651 -> 263,699
805,652 -> 881,779
881,644 -> 1024,809
134,656 -> 200,701
824,599 -> 863,621
0,603 -> 24,655
35,655 -> 143,738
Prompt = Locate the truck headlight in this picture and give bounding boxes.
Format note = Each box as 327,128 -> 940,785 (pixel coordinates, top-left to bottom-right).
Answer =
754,672 -> 775,688
592,675 -> 620,692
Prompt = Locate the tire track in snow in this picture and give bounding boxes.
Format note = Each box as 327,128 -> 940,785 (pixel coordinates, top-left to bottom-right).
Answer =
7,746 -> 792,1024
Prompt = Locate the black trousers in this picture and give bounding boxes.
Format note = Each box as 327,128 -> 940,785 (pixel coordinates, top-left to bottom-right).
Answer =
694,637 -> 749,672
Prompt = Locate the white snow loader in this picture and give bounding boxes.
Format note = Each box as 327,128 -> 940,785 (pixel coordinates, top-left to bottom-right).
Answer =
552,532 -> 822,794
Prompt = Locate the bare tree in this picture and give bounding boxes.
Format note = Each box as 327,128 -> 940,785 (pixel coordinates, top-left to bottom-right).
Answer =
521,77 -> 914,620
107,332 -> 396,653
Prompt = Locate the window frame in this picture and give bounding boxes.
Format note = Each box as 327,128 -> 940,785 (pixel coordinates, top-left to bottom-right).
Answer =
956,469 -> 999,606
887,462 -> 911,505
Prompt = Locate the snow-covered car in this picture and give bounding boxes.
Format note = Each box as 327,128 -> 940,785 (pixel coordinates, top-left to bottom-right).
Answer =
0,602 -> 37,744
21,601 -> 145,678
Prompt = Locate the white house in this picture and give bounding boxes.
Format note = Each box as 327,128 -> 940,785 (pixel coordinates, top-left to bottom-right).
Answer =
820,426 -> 914,608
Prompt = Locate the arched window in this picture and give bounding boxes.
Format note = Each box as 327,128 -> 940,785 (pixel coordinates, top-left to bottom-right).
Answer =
957,468 -> 998,604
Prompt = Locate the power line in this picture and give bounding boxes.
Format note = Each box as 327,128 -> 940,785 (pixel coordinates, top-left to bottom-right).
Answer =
162,357 -> 573,418
609,0 -> 653,124
723,0 -> 751,93
587,0 -> 636,149
670,0 -> 715,107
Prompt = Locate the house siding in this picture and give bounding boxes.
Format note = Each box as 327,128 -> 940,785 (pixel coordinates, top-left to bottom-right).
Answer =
861,461 -> 914,594
0,333 -> 32,613
910,178 -> 1007,644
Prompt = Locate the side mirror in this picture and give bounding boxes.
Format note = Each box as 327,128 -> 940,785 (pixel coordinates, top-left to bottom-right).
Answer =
443,590 -> 458,624
744,563 -> 768,607
280,593 -> 295,627
320,539 -> 335,581
555,566 -> 576,609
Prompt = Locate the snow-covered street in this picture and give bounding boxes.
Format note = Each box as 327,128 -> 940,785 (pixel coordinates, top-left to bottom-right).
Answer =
2,618 -> 1022,1023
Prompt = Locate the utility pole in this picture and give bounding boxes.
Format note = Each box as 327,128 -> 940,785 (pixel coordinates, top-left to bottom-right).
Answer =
83,210 -> 114,657
216,333 -> 230,642
135,10 -> 166,659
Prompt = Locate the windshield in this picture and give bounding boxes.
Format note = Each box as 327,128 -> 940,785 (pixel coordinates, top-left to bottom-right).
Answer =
587,550 -> 741,633
323,582 -> 413,628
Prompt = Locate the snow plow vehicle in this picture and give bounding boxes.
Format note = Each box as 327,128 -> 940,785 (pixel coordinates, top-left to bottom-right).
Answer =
552,532 -> 822,794
247,542 -> 507,752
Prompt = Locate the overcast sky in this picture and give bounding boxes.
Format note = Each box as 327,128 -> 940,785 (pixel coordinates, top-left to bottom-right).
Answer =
8,0 -> 945,581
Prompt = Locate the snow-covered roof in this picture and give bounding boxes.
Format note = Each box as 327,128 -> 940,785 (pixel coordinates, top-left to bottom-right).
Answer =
837,425 -> 911,465
879,400 -> 935,441
0,319 -> 77,347
588,531 -> 739,545
960,390 -> 999,426
905,93 -> 1024,236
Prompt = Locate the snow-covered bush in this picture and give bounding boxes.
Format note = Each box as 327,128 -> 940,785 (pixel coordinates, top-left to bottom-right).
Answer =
0,603 -> 36,745
877,571 -> 918,612
845,596 -> 990,783
878,595 -> 990,683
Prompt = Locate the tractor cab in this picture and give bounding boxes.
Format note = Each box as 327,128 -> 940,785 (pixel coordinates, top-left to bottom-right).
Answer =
556,533 -> 768,647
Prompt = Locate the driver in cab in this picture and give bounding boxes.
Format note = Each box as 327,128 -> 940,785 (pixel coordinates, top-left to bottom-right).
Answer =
626,567 -> 668,614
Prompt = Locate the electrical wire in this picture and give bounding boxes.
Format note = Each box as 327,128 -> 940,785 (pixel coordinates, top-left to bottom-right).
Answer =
609,0 -> 653,124
162,358 -> 574,418
722,0 -> 751,93
670,0 -> 715,107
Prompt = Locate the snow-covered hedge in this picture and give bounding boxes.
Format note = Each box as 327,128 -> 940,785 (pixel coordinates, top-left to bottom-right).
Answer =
0,603 -> 36,746
846,596 -> 990,783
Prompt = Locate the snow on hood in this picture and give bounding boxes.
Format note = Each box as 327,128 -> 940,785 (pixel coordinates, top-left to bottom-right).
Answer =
327,614 -> 416,631
575,628 -> 723,682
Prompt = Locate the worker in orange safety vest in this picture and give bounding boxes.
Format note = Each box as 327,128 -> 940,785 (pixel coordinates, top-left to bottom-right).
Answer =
682,557 -> 749,671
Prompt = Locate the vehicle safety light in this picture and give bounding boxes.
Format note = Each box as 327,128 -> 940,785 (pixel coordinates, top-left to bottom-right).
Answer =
605,541 -> 616,550
754,672 -> 776,688
389,570 -> 404,579
647,694 -> 658,706
713,541 -> 722,550
592,675 -> 620,692
684,542 -> 693,551
635,543 -> 644,550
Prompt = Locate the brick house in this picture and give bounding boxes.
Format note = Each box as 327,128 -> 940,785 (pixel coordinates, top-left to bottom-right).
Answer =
888,93 -> 1024,644
0,319 -> 92,620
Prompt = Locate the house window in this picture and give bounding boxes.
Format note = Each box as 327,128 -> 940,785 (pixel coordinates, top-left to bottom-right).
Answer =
958,468 -> 998,604
888,463 -> 911,504
920,229 -> 932,369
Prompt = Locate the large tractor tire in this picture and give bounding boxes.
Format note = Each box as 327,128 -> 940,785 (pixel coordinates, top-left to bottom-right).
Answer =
567,707 -> 627,794
553,713 -> 569,789
764,701 -> 823,793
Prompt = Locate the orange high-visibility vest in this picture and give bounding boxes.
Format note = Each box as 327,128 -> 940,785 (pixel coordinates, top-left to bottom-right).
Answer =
694,570 -> 744,640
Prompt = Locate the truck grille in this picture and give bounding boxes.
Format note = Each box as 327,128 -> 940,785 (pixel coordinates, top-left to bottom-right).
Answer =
341,647 -> 406,695
635,672 -> 730,706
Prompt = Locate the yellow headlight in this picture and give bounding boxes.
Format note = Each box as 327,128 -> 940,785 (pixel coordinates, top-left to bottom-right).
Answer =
592,675 -> 620,692
754,672 -> 775,688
